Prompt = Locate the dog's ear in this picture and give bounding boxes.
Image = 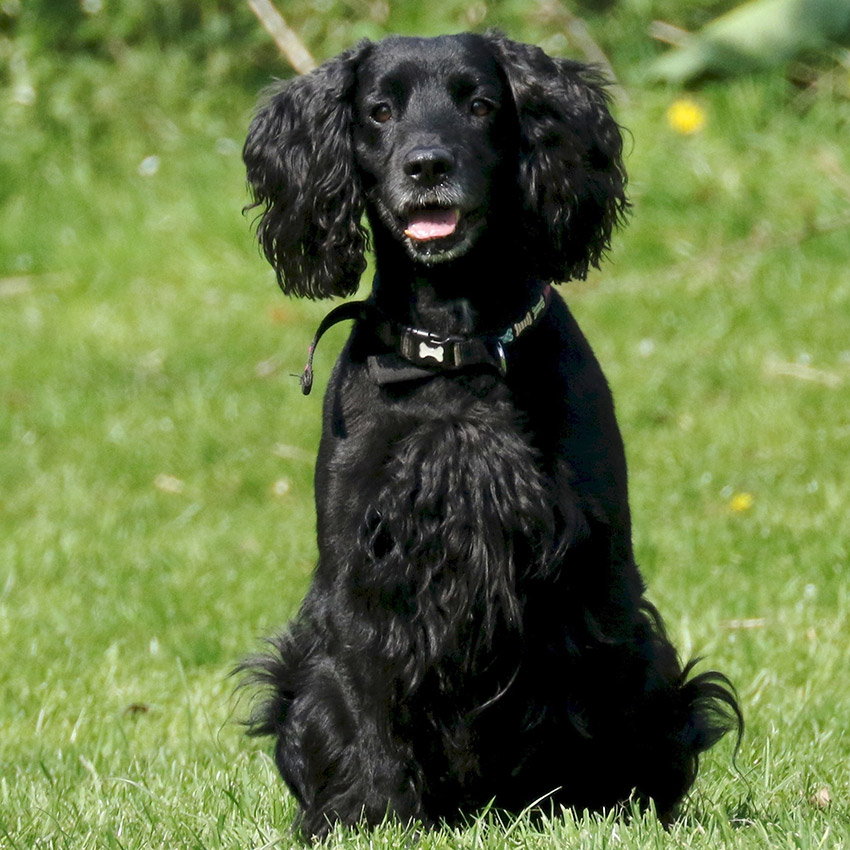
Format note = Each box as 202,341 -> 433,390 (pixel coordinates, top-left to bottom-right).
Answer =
244,42 -> 372,299
487,34 -> 628,282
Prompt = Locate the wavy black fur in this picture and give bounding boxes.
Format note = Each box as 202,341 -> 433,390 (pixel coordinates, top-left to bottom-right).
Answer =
238,32 -> 742,839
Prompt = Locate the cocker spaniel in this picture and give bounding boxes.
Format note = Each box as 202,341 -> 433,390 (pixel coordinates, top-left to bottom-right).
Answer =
239,32 -> 741,839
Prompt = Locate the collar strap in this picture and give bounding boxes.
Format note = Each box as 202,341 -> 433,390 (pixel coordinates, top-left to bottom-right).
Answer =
299,284 -> 552,395
385,284 -> 551,374
299,300 -> 373,395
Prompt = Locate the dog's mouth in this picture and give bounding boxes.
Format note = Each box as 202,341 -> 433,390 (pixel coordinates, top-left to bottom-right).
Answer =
404,207 -> 460,242
398,205 -> 483,263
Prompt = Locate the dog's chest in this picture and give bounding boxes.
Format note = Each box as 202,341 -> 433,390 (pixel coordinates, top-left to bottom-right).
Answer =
340,381 -> 552,584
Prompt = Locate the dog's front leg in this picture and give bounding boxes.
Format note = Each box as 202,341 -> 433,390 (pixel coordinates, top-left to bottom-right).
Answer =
274,637 -> 428,839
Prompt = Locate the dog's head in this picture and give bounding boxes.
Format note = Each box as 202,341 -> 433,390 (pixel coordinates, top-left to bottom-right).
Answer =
244,33 -> 627,298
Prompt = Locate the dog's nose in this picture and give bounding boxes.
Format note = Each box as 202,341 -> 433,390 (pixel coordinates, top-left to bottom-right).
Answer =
403,146 -> 454,187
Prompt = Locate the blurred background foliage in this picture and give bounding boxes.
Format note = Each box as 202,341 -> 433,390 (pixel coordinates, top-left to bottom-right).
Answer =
2,0 -> 848,170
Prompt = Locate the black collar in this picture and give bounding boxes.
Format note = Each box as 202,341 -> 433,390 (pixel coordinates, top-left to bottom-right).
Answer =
299,284 -> 552,395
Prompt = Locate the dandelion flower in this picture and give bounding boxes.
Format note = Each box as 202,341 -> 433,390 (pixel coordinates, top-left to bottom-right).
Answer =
730,491 -> 754,513
666,99 -> 706,135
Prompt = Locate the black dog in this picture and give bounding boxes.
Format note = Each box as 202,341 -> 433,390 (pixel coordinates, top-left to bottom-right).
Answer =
240,32 -> 741,838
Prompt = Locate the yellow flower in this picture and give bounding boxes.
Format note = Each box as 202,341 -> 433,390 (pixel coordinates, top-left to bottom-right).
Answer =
730,492 -> 754,513
666,99 -> 706,135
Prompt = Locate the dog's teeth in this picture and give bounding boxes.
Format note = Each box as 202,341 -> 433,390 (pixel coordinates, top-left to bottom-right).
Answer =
404,209 -> 459,241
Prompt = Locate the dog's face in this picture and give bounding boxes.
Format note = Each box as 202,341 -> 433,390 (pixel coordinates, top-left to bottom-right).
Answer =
351,35 -> 514,266
244,33 -> 627,298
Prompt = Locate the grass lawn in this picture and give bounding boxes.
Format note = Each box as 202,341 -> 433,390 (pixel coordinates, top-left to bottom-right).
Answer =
2,30 -> 849,850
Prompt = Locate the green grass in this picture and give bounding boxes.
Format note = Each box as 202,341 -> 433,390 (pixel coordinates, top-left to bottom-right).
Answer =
2,9 -> 850,847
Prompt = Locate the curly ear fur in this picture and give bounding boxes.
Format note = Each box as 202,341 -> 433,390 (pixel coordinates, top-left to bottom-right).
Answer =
486,34 -> 629,282
244,42 -> 372,299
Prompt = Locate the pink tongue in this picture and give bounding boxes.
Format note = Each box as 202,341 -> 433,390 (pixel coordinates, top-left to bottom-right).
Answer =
404,209 -> 459,241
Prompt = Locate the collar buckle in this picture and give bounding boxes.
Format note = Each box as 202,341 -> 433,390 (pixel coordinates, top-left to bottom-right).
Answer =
401,328 -> 456,367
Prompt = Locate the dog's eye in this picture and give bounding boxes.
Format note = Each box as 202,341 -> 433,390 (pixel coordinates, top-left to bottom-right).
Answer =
470,98 -> 494,118
371,104 -> 393,124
